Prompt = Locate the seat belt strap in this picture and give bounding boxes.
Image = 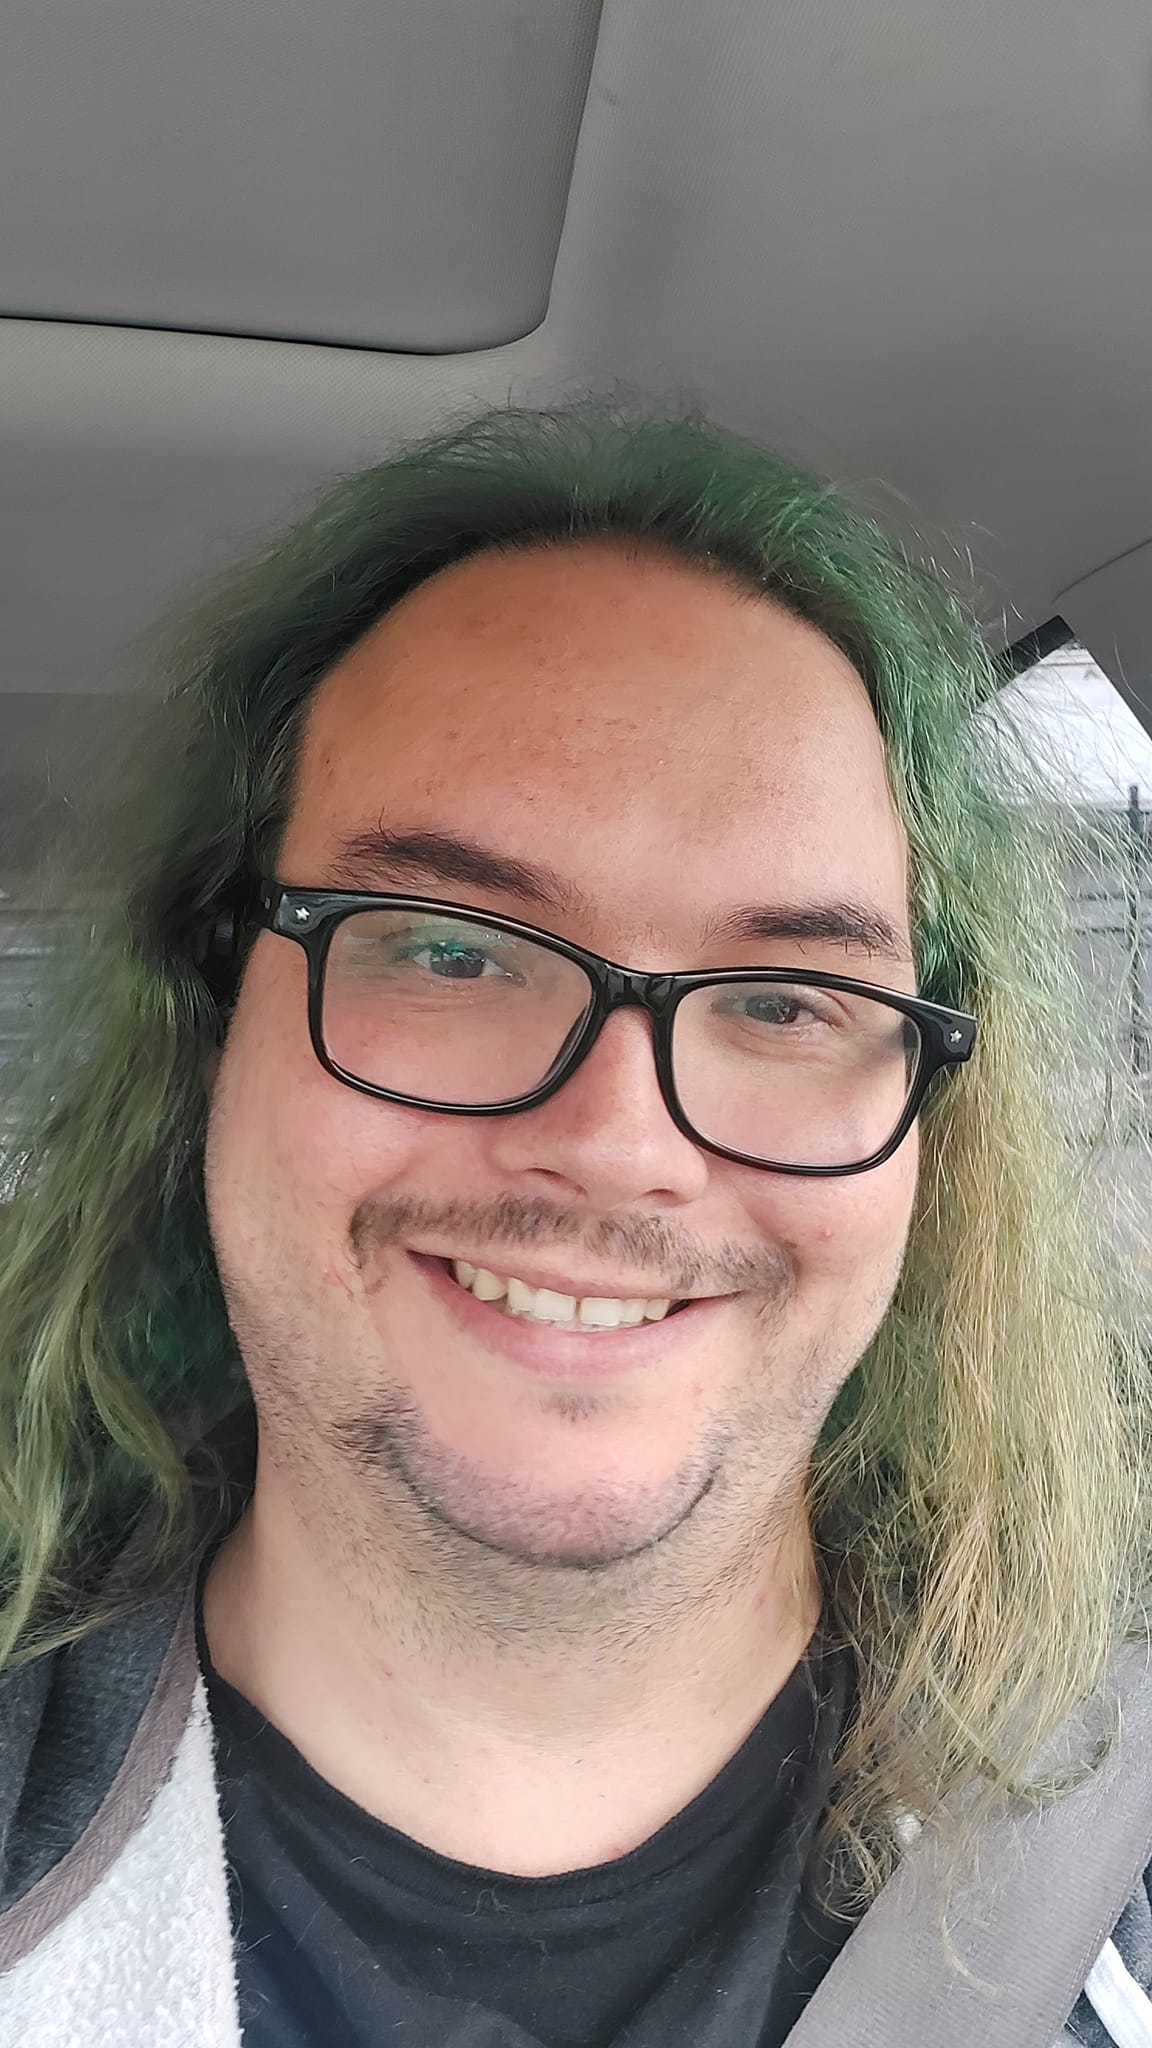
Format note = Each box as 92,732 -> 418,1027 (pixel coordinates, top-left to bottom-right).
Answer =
786,1639 -> 1152,2047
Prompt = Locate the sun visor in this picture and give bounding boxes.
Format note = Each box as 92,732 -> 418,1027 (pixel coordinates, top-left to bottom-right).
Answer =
0,0 -> 601,351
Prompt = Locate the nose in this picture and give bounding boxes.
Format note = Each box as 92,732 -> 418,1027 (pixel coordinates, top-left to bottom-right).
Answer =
481,1003 -> 712,1210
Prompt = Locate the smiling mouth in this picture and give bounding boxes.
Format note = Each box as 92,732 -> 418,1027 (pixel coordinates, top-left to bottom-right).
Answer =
439,1256 -> 693,1332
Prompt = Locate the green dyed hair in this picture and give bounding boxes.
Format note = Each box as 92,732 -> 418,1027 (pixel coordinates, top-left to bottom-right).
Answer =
2,399 -> 1149,1900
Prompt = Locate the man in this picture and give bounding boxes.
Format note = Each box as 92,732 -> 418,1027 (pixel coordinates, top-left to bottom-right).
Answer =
0,403 -> 1149,2048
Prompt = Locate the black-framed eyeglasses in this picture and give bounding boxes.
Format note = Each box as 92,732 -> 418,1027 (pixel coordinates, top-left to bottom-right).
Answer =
252,880 -> 977,1178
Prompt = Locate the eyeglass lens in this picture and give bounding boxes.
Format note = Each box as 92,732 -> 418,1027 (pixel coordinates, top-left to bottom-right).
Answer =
320,908 -> 923,1170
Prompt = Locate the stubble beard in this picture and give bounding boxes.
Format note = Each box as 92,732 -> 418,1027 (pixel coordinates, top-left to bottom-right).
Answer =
222,1277 -> 847,1659
211,1191 -> 904,1656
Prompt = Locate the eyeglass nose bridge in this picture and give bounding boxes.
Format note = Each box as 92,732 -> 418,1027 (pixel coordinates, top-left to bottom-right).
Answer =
562,963 -> 683,1108
601,964 -> 679,1015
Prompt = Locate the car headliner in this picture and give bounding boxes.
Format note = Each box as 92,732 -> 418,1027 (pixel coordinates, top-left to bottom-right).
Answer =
1,0 -> 1150,852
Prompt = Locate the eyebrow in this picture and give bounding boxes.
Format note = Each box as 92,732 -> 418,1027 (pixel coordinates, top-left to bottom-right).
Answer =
327,826 -> 591,918
323,825 -> 913,964
699,901 -> 913,962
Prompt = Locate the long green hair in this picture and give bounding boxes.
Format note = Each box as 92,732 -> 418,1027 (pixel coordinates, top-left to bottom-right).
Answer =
2,399 -> 1148,1899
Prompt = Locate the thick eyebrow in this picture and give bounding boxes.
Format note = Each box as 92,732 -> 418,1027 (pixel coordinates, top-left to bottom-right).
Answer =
325,827 -> 592,919
323,826 -> 912,963
699,900 -> 914,963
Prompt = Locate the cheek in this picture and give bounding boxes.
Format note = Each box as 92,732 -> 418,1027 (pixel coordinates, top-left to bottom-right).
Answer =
745,1135 -> 919,1289
210,1061 -> 431,1232
207,1006 -> 511,1303
205,959 -> 438,1260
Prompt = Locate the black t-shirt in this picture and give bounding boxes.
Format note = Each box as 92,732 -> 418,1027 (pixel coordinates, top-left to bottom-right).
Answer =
195,1547 -> 858,2048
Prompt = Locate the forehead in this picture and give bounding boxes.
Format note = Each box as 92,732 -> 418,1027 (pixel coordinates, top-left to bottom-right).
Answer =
280,540 -> 908,932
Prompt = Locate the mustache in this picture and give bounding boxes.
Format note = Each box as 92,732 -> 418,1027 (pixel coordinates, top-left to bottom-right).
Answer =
350,1192 -> 793,1300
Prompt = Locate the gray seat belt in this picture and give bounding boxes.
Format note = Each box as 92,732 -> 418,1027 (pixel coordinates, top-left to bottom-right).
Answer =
786,1639 -> 1152,2047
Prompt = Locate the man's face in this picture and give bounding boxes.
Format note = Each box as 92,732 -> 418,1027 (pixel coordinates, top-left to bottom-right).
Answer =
204,540 -> 918,1579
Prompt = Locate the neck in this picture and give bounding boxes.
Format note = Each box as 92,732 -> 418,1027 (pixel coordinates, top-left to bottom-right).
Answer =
201,1450 -> 822,1877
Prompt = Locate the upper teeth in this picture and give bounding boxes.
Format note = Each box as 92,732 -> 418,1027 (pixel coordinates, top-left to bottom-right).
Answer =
451,1260 -> 673,1330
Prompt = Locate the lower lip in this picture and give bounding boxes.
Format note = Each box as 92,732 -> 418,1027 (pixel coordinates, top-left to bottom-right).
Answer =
409,1253 -> 727,1379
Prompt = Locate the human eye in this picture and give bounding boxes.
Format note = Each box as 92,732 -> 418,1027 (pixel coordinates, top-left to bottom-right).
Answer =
712,983 -> 838,1032
386,921 -> 524,983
